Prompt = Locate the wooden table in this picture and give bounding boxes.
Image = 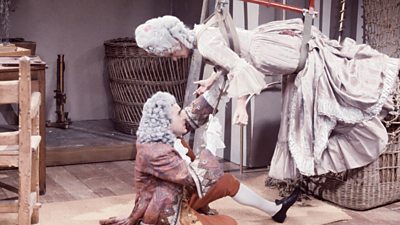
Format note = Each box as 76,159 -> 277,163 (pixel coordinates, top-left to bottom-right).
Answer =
0,56 -> 47,194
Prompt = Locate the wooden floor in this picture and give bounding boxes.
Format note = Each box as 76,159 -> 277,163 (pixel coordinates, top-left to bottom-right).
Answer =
46,120 -> 135,166
1,120 -> 400,224
1,161 -> 399,225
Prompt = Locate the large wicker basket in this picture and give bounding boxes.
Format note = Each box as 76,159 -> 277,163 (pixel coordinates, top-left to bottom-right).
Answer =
302,0 -> 400,210
104,38 -> 191,135
303,135 -> 400,210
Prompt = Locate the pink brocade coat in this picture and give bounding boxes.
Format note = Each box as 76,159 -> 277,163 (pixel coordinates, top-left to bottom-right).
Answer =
129,142 -> 223,225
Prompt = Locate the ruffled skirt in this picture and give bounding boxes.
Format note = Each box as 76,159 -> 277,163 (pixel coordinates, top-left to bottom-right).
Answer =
243,19 -> 400,179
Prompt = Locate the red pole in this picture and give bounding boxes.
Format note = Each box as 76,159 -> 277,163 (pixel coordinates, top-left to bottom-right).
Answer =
240,0 -> 304,14
309,0 -> 315,10
308,0 -> 315,11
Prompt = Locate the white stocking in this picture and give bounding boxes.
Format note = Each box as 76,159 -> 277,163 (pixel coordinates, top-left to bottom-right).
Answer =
232,183 -> 281,216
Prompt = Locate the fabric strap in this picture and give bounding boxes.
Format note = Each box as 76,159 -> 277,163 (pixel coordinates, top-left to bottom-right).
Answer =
199,1 -> 241,115
215,5 -> 241,55
294,12 -> 313,73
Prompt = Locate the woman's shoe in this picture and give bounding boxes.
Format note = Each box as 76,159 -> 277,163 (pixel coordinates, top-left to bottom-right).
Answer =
272,188 -> 301,223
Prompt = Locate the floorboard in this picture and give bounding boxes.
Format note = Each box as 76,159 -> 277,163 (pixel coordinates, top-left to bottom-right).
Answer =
46,120 -> 135,166
2,160 -> 400,224
46,166 -> 98,200
2,119 -> 399,224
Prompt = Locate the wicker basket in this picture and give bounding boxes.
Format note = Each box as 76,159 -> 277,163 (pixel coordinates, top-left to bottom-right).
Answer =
302,0 -> 400,210
303,134 -> 400,210
104,38 -> 191,135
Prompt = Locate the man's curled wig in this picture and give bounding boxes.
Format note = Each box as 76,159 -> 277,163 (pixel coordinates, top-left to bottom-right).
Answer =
136,91 -> 177,146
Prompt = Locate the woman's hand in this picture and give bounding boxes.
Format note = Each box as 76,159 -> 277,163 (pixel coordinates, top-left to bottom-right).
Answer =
233,96 -> 248,125
193,72 -> 219,95
193,78 -> 213,95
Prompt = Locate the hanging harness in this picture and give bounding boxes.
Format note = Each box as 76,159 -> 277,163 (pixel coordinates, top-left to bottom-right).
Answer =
200,0 -> 315,112
204,0 -> 314,74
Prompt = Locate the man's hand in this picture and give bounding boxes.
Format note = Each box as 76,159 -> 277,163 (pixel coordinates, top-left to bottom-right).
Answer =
193,78 -> 213,95
193,72 -> 220,95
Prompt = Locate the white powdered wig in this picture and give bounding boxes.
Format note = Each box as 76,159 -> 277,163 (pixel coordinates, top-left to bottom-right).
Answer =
135,15 -> 195,56
136,91 -> 177,146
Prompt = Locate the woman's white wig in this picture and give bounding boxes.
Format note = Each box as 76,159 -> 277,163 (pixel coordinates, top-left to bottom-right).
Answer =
135,15 -> 195,56
136,91 -> 177,146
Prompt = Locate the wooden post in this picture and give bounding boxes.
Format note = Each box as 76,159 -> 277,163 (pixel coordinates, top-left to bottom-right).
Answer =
183,0 -> 210,146
37,67 -> 46,194
18,56 -> 32,225
240,125 -> 244,174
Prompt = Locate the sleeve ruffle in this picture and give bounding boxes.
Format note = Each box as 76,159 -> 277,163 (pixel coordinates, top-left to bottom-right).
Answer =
226,58 -> 267,98
196,28 -> 266,98
203,75 -> 225,107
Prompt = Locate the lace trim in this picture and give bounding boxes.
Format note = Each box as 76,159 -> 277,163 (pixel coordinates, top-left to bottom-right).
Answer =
268,141 -> 300,179
314,58 -> 399,161
287,57 -> 399,176
226,58 -> 266,98
287,86 -> 315,176
318,101 -> 365,123
366,57 -> 399,115
313,116 -> 337,162
319,57 -> 399,124
166,195 -> 183,225
188,151 -> 222,198
187,163 -> 207,198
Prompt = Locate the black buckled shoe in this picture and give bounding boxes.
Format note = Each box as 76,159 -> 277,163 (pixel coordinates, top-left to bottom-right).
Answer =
275,198 -> 283,205
272,187 -> 301,223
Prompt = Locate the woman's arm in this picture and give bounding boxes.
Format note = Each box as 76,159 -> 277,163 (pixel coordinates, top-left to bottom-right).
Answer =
193,71 -> 221,95
196,28 -> 266,98
195,28 -> 266,125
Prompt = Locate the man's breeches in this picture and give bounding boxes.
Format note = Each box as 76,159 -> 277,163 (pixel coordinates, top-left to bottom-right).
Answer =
189,173 -> 240,210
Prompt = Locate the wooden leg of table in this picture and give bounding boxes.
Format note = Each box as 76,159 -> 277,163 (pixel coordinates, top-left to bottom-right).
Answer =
38,70 -> 46,194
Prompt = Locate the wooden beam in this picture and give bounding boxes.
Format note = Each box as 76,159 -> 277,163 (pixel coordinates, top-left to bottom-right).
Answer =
0,131 -> 19,145
30,92 -> 41,119
0,200 -> 18,213
0,150 -> 19,167
0,80 -> 18,104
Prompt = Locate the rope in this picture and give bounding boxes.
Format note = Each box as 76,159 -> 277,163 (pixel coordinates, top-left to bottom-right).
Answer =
337,0 -> 346,43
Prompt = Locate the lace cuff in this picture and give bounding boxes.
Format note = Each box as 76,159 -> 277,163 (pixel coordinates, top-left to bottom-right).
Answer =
203,74 -> 225,107
203,115 -> 225,156
226,58 -> 267,98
